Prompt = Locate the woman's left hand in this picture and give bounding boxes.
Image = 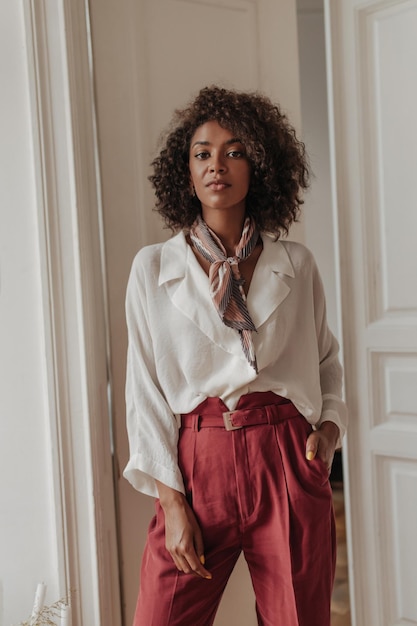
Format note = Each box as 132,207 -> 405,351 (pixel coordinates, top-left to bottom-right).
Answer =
305,421 -> 340,474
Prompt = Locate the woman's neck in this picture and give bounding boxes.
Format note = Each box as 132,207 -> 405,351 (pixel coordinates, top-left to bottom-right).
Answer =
201,210 -> 246,256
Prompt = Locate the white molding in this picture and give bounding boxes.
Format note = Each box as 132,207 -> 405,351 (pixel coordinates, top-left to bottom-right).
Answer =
323,1 -> 357,623
325,4 -> 376,623
23,0 -> 121,623
23,0 -> 69,597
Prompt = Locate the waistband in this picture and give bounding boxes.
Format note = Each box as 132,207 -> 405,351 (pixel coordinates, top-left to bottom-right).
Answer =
181,392 -> 301,432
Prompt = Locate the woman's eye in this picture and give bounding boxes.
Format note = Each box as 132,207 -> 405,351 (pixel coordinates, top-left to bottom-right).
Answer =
227,150 -> 245,158
195,151 -> 210,159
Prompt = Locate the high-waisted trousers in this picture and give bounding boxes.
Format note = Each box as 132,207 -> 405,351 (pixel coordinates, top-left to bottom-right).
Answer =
133,392 -> 336,626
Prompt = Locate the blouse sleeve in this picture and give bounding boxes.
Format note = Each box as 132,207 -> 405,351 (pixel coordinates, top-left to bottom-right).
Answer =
123,252 -> 185,497
311,257 -> 348,446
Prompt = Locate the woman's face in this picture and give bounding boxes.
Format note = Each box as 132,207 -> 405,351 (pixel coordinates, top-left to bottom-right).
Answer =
189,120 -> 251,218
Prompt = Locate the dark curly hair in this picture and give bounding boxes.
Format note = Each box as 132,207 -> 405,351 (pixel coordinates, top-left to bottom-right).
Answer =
149,85 -> 309,236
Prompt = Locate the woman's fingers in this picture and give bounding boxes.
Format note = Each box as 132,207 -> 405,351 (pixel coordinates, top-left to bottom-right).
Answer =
170,542 -> 212,578
305,431 -> 319,461
194,528 -> 208,570
161,494 -> 212,579
306,430 -> 335,473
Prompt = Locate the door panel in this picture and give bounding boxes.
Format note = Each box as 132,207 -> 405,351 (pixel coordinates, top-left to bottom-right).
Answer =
326,0 -> 417,624
377,458 -> 417,622
88,1 -> 302,623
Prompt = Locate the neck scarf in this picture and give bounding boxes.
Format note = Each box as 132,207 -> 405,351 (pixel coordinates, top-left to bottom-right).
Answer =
190,215 -> 259,372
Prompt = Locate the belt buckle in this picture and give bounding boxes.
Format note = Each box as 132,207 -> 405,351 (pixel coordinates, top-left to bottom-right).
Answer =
223,411 -> 242,431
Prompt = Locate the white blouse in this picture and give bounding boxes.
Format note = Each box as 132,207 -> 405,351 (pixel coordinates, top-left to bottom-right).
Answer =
123,231 -> 348,497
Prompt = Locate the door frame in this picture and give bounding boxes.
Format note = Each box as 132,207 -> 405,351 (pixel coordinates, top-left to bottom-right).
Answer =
23,0 -> 121,623
324,1 -> 360,622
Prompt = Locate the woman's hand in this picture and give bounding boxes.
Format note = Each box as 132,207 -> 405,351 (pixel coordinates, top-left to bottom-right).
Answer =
305,421 -> 340,474
155,480 -> 212,579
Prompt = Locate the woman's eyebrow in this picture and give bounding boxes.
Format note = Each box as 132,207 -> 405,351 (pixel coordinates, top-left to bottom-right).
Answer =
191,140 -> 210,148
226,138 -> 242,145
191,138 -> 243,149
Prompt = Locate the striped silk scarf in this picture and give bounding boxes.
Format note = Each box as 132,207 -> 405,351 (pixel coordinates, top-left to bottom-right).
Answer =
190,215 -> 259,372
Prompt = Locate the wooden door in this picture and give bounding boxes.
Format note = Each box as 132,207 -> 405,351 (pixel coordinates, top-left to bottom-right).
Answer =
326,1 -> 417,623
88,0 -> 303,623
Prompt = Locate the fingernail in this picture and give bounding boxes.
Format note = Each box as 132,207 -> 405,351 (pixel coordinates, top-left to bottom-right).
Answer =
200,555 -> 205,565
205,573 -> 212,580
306,451 -> 315,461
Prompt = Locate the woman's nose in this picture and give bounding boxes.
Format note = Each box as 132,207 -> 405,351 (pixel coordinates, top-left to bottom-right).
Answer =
209,155 -> 226,173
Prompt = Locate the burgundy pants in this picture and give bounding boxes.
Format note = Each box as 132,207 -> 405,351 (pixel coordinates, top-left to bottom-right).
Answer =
134,392 -> 336,626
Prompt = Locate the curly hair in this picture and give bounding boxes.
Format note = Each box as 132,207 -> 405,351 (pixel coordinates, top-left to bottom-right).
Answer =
149,86 -> 309,235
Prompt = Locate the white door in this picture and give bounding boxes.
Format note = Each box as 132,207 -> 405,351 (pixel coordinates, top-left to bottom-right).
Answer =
326,1 -> 417,624
88,1 -> 303,623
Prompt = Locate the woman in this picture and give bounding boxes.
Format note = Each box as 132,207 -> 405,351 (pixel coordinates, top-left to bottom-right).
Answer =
124,86 -> 347,626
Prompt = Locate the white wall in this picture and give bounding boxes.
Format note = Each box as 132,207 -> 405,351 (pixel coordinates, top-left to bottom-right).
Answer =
297,0 -> 339,337
0,2 -> 61,623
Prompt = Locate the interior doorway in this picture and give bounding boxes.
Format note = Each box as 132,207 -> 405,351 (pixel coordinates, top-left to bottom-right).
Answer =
87,2 -> 305,624
86,0 -> 352,622
296,1 -> 351,624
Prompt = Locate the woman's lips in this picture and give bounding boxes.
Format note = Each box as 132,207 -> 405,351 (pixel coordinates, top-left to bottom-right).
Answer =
207,181 -> 230,191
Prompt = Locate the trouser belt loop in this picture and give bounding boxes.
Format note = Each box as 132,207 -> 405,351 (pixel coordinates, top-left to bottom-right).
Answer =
265,405 -> 275,425
192,414 -> 201,432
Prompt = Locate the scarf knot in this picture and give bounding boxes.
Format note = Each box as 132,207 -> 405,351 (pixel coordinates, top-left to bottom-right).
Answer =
190,215 -> 259,372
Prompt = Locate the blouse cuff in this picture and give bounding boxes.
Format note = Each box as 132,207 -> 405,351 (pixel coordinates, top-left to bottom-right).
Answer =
316,408 -> 346,450
123,453 -> 185,498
